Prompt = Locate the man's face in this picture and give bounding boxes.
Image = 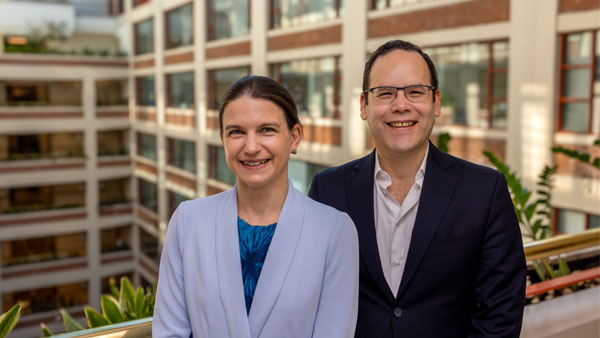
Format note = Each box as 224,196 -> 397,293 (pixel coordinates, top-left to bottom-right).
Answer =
361,50 -> 441,159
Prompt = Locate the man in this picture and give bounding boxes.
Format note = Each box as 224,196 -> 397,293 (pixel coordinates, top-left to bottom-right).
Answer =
308,40 -> 526,337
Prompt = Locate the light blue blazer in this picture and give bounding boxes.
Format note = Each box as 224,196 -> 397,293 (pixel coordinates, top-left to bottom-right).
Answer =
153,181 -> 359,338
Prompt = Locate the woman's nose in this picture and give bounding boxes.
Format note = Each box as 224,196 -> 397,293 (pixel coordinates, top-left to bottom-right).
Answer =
244,134 -> 260,154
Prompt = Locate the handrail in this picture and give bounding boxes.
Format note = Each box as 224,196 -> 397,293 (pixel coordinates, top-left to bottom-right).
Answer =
51,317 -> 152,338
523,228 -> 600,261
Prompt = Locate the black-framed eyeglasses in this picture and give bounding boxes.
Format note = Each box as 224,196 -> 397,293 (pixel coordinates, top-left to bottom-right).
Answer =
364,85 -> 436,105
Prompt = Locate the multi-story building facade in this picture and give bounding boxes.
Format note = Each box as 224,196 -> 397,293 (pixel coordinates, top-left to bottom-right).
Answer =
0,0 -> 598,336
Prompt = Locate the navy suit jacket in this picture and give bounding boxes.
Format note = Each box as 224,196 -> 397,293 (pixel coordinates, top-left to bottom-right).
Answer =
308,143 -> 526,338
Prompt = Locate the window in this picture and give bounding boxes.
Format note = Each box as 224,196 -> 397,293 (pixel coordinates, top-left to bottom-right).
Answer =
555,209 -> 600,234
208,145 -> 236,185
136,132 -> 157,160
270,0 -> 341,29
167,138 -> 195,172
0,183 -> 85,214
0,81 -> 82,106
271,56 -> 342,118
100,225 -> 132,253
167,72 -> 194,108
558,30 -> 599,133
168,190 -> 190,218
108,0 -> 124,15
135,18 -> 154,55
372,0 -> 437,9
426,41 -> 509,128
99,177 -> 130,207
166,3 -> 193,49
288,160 -> 327,194
140,228 -> 159,263
207,0 -> 249,40
0,133 -> 84,161
138,178 -> 157,212
136,75 -> 155,106
1,232 -> 86,267
96,79 -> 128,106
98,129 -> 128,157
207,67 -> 250,110
2,281 -> 88,315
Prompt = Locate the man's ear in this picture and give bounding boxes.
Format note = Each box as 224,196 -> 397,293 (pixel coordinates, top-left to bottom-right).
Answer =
434,89 -> 442,118
360,93 -> 368,121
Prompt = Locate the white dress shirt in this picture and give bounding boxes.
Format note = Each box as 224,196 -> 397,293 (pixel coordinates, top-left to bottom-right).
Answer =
373,145 -> 428,297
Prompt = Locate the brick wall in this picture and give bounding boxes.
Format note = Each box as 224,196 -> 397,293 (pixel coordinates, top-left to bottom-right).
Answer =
268,25 -> 342,51
206,41 -> 251,59
164,51 -> 194,65
559,0 -> 600,12
368,0 -> 509,39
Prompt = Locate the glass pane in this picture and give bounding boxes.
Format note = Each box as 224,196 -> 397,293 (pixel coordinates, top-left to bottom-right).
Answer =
166,4 -> 193,49
140,228 -> 159,262
139,179 -> 157,212
210,67 -> 249,109
595,31 -> 600,81
427,43 -> 487,126
0,81 -> 82,107
96,79 -> 128,106
565,32 -> 592,65
135,18 -> 154,55
168,191 -> 190,218
491,102 -> 507,129
557,209 -> 586,234
373,0 -> 386,9
563,69 -> 591,98
278,57 -> 340,117
589,214 -> 600,229
492,72 -> 507,98
168,72 -> 194,108
137,76 -> 155,106
138,133 -> 157,160
210,0 -> 249,40
492,41 -> 509,67
561,102 -> 589,132
288,160 -> 327,195
274,0 -> 338,29
169,138 -> 195,172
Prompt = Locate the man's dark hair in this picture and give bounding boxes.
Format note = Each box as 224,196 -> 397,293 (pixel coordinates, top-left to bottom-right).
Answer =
362,40 -> 439,103
219,75 -> 301,133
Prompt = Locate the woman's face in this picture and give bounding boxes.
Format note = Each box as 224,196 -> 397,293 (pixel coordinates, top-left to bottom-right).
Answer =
220,96 -> 301,190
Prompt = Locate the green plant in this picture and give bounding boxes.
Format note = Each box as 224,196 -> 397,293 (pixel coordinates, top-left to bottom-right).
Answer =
551,138 -> 600,169
41,277 -> 155,336
0,304 -> 21,338
437,132 -> 451,154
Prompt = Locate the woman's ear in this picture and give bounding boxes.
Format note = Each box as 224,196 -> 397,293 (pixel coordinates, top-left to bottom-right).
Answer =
290,124 -> 302,151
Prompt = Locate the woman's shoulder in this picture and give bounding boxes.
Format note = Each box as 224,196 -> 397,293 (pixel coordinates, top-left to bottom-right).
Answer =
300,193 -> 355,231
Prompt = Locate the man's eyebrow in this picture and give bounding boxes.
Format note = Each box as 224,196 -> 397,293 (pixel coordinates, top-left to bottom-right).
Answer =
224,124 -> 243,131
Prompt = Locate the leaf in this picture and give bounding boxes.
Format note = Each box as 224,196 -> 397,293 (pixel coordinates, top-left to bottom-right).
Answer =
119,277 -> 135,313
109,277 -> 119,300
594,139 -> 600,146
541,259 -> 556,279
40,323 -> 53,337
557,258 -> 571,277
532,260 -> 546,281
593,158 -> 600,169
132,288 -> 144,318
518,191 -> 531,207
524,203 -> 537,222
0,304 -> 20,338
84,307 -> 109,328
61,309 -> 85,332
101,295 -> 124,324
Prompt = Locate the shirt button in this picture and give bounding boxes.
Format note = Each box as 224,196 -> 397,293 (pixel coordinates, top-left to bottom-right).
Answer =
395,259 -> 401,265
393,307 -> 403,317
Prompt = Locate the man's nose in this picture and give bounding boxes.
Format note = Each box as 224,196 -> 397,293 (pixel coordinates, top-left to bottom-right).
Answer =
390,89 -> 411,111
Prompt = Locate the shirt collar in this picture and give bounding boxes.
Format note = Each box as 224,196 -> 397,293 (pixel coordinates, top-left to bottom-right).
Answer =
374,144 -> 429,187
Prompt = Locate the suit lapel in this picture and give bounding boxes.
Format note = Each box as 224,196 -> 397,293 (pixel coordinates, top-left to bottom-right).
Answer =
215,187 -> 252,338
396,144 -> 456,299
248,181 -> 303,338
346,151 -> 395,300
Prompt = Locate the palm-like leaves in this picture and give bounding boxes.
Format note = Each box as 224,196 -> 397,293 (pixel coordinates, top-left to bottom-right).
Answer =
0,304 -> 21,338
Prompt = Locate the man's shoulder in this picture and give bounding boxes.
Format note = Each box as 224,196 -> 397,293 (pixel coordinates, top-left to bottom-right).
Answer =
315,152 -> 373,179
432,147 -> 499,179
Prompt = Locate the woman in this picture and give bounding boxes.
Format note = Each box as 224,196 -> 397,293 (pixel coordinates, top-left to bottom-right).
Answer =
153,75 -> 359,338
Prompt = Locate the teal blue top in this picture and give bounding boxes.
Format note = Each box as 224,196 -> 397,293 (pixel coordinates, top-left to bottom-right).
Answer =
237,217 -> 277,314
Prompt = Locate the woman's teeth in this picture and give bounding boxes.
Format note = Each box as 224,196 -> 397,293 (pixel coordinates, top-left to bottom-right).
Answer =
243,159 -> 268,166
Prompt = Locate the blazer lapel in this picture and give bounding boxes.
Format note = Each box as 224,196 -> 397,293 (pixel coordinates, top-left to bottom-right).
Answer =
346,151 -> 395,300
396,144 -> 457,299
215,187 -> 252,338
248,180 -> 304,337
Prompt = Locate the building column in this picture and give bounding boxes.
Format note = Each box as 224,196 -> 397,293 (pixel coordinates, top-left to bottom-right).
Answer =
341,0 -> 368,157
506,0 -> 558,187
251,0 -> 268,76
194,0 -> 208,198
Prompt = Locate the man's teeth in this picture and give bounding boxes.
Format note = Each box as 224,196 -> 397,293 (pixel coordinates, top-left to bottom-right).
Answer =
243,159 -> 268,166
389,121 -> 416,127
